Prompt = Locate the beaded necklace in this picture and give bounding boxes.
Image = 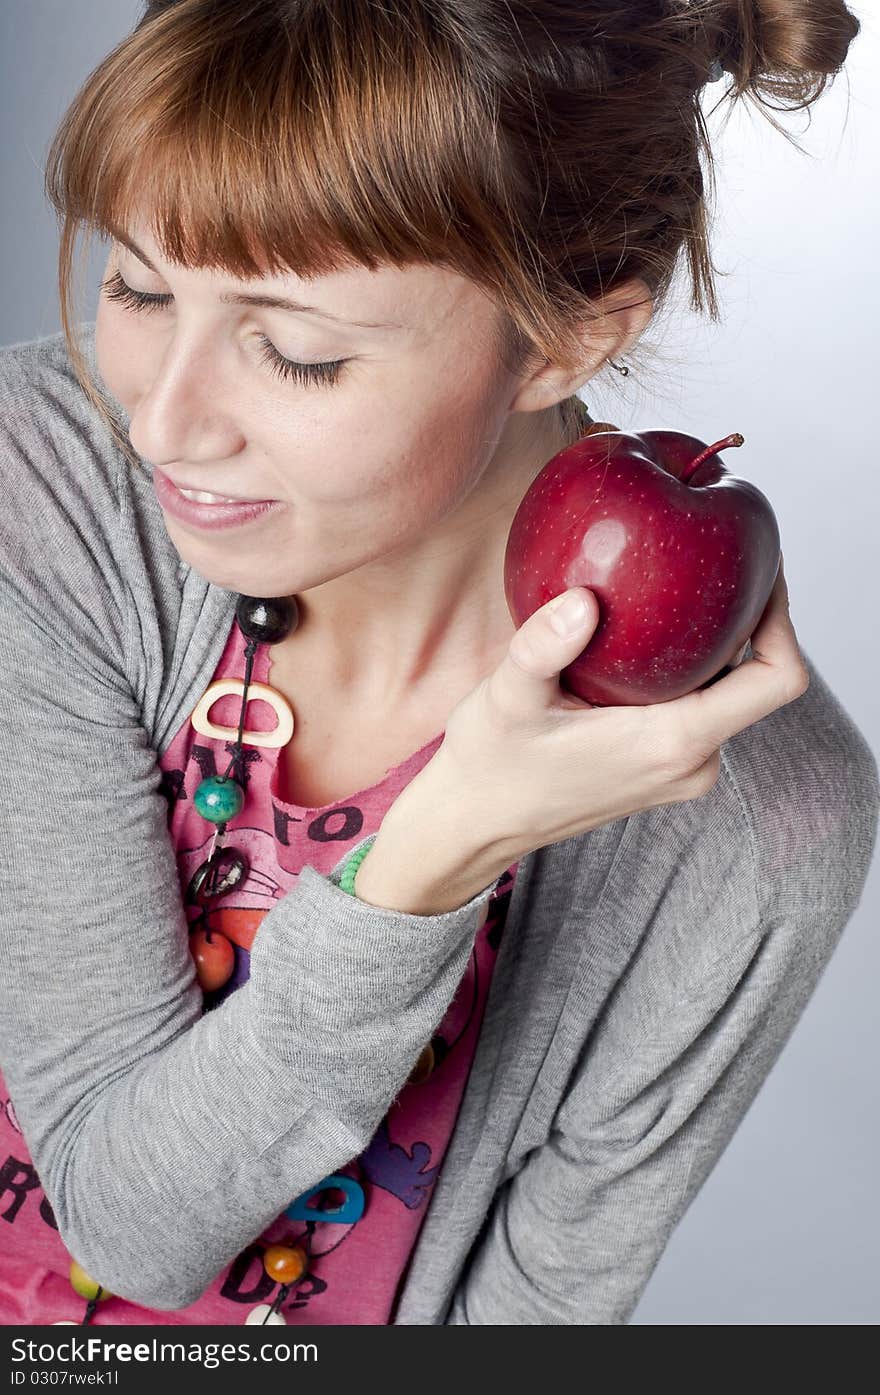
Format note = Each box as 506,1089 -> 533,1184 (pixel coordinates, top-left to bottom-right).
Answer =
54,592 -> 375,1326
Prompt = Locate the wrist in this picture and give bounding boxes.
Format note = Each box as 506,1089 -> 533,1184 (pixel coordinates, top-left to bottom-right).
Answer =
349,775 -> 508,915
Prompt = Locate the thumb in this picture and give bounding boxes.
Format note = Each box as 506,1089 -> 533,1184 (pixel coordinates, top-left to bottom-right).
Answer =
493,588 -> 599,716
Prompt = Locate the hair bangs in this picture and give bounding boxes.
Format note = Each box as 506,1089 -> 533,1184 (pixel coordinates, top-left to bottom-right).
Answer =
49,0 -> 505,292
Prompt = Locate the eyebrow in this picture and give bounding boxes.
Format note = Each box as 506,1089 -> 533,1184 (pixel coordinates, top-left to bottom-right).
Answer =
113,232 -> 403,331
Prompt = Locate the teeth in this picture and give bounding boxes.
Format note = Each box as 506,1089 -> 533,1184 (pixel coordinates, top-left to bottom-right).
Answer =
179,488 -> 241,504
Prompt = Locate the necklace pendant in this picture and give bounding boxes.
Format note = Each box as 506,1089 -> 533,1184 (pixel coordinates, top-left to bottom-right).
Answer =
190,678 -> 295,749
187,845 -> 250,905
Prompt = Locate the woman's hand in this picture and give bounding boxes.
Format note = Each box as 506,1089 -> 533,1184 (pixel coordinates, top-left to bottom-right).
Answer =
420,554 -> 809,864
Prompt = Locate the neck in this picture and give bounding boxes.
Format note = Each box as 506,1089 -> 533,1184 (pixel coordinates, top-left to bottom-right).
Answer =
268,405 -> 577,709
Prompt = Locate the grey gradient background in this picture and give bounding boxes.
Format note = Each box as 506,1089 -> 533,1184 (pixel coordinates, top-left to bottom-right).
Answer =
2,1 -> 877,1325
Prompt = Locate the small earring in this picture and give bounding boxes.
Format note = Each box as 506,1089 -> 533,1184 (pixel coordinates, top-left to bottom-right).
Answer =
608,358 -> 630,377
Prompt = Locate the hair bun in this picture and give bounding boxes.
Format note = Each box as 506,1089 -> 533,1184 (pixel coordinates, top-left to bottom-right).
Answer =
714,0 -> 861,98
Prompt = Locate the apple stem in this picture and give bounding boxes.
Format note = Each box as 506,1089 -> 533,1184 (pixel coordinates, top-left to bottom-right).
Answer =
680,432 -> 745,485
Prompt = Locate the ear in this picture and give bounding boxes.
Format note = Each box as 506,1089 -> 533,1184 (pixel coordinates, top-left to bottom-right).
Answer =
509,276 -> 653,415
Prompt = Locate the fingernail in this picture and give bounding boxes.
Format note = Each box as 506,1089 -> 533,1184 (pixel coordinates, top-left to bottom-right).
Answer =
549,592 -> 589,636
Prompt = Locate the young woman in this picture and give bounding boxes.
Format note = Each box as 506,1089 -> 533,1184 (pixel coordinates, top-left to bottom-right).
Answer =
0,0 -> 876,1326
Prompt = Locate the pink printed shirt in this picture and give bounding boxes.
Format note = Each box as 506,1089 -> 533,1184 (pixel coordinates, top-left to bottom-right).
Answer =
0,616 -> 518,1325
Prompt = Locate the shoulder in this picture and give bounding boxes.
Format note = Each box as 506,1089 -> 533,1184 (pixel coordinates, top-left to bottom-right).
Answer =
554,651 -> 878,1026
538,652 -> 878,1141
0,321 -> 123,512
0,323 -> 130,670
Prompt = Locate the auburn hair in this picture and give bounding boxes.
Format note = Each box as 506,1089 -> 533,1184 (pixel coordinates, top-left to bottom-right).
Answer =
44,0 -> 860,467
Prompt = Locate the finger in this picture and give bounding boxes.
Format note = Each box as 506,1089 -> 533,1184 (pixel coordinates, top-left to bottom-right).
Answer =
490,588 -> 600,719
748,553 -> 804,675
660,553 -> 809,754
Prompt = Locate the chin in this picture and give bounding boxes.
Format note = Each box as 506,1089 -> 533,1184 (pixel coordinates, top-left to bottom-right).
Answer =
170,545 -> 332,602
166,512 -> 387,600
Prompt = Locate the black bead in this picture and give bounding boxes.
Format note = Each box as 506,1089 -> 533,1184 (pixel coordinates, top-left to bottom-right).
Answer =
186,846 -> 250,906
235,594 -> 299,644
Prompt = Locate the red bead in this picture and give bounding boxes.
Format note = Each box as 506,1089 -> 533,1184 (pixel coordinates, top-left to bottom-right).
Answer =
263,1244 -> 308,1285
189,927 -> 235,990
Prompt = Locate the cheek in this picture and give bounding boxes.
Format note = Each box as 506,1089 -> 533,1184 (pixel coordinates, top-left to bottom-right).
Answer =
282,389 -> 428,507
401,390 -> 500,506
302,412 -> 481,525
328,362 -> 500,515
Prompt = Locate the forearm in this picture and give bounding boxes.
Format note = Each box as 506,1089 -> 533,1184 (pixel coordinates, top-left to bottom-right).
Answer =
4,858 -> 495,1313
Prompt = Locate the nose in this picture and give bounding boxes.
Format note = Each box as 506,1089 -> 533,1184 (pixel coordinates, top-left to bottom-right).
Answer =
126,331 -> 245,468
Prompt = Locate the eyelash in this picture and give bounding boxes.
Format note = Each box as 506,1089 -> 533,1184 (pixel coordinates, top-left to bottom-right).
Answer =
100,270 -> 345,387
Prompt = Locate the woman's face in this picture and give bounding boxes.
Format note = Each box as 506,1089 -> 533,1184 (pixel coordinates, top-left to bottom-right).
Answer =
95,221 -> 554,600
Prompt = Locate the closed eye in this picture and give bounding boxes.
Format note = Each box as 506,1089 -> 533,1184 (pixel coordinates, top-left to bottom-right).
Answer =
100,270 -> 346,387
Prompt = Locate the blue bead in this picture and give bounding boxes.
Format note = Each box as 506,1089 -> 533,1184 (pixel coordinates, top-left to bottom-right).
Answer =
193,775 -> 244,824
286,1175 -> 365,1225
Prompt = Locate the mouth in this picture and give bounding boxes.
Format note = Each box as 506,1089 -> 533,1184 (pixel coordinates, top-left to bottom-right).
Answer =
152,467 -> 285,529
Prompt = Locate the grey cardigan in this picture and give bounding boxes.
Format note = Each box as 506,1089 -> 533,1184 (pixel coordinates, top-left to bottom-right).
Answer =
0,324 -> 877,1325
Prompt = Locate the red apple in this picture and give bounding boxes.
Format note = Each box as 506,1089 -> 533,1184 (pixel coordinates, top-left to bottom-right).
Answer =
503,427 -> 780,706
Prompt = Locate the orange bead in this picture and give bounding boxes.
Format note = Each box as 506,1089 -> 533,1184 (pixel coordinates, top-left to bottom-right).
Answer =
263,1244 -> 308,1285
69,1259 -> 112,1302
189,927 -> 235,991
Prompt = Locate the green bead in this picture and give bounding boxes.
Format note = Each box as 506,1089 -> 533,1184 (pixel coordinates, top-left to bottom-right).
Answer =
194,775 -> 245,824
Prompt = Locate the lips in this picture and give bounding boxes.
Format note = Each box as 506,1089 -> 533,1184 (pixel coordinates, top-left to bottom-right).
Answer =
153,467 -> 285,531
163,473 -> 274,504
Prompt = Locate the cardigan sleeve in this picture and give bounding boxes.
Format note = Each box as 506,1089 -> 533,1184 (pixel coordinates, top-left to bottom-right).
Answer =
443,735 -> 879,1325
